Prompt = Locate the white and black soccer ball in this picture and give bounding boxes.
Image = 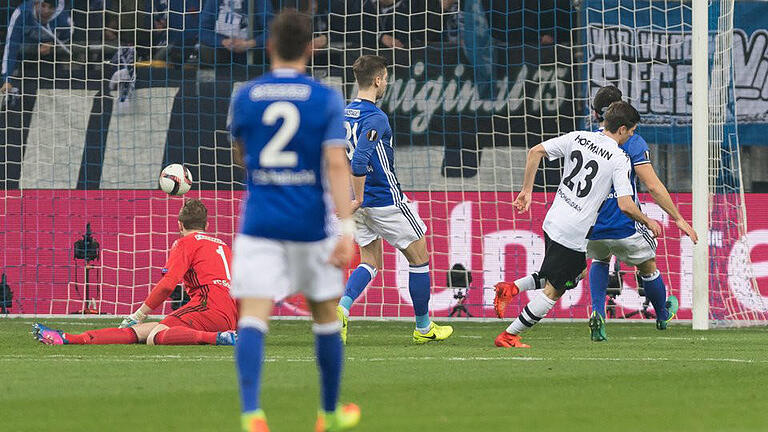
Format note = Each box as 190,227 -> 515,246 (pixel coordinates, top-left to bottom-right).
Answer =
159,164 -> 193,196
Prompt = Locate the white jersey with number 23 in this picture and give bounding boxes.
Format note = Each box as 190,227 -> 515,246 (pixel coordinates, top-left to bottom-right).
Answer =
541,130 -> 634,252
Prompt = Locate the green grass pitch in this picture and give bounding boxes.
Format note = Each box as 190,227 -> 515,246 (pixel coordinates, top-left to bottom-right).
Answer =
2,319 -> 767,431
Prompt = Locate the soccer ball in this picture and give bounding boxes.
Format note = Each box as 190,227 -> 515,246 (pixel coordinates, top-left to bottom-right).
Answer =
159,164 -> 193,196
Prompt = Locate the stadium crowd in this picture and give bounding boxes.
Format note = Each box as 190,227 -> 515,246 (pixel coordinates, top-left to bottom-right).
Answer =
0,0 -> 572,89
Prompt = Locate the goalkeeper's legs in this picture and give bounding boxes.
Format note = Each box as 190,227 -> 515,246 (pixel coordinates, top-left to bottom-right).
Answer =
42,325 -> 144,345
147,324 -> 220,345
150,313 -> 237,345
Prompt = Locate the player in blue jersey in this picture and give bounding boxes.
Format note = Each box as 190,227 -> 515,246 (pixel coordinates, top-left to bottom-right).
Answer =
336,55 -> 454,344
228,10 -> 360,432
586,85 -> 699,341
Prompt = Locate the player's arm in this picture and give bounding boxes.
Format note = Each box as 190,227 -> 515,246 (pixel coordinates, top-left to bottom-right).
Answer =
349,115 -> 384,211
613,158 -> 661,237
119,242 -> 191,328
635,164 -> 698,243
617,196 -> 660,237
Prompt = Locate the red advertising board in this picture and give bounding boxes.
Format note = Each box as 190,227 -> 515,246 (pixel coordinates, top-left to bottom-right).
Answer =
1,191 -> 767,319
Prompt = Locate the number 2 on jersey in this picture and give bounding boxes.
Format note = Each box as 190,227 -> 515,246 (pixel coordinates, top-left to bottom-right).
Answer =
261,102 -> 300,168
562,150 -> 599,198
216,245 -> 231,280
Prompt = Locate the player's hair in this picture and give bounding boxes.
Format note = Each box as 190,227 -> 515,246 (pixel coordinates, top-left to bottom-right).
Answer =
178,199 -> 208,230
602,101 -> 641,133
352,55 -> 388,89
269,8 -> 313,61
593,85 -> 623,121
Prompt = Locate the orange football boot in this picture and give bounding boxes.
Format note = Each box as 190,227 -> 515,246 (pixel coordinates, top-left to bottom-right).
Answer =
241,410 -> 269,432
493,281 -> 520,318
494,331 -> 530,348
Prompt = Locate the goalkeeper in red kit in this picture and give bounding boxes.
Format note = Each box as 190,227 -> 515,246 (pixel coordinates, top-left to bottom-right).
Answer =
33,199 -> 239,346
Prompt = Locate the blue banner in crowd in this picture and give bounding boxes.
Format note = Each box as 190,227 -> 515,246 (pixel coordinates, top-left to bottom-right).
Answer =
585,0 -> 768,146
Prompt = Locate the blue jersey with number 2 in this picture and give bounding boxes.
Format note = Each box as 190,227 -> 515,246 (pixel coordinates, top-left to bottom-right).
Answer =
229,68 -> 347,242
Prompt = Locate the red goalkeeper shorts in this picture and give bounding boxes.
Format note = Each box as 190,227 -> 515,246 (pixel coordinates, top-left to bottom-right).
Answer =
160,290 -> 237,332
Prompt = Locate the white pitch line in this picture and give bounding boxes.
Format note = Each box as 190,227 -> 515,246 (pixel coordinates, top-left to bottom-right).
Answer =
2,354 -> 766,364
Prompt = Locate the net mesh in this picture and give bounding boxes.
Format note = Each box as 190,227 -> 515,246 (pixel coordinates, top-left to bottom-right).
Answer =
0,0 -> 765,324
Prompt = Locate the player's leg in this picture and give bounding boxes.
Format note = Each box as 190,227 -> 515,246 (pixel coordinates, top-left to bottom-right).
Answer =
337,213 -> 381,344
237,298 -> 274,432
586,240 -> 612,342
149,305 -> 237,346
616,231 -> 677,329
493,272 -> 548,319
494,239 -> 559,319
636,259 -> 677,329
400,237 -> 453,343
295,237 -> 360,431
586,241 -> 612,320
496,236 -> 586,348
33,322 -> 149,345
337,239 -> 381,323
496,282 -> 563,348
231,235 -> 287,432
309,298 -> 360,432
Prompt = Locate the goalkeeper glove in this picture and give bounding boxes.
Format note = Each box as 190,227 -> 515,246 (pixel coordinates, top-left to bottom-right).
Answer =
119,309 -> 148,328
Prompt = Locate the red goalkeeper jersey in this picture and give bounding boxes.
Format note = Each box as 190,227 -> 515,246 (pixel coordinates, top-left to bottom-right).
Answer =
144,231 -> 234,310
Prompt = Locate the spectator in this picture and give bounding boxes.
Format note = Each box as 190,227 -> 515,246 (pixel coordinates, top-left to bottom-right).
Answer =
198,0 -> 272,67
87,0 -> 119,47
487,0 -> 572,47
427,0 -> 460,46
151,0 -> 201,64
284,0 -> 331,51
325,0 -> 375,50
1,0 -> 72,92
462,0 -> 494,99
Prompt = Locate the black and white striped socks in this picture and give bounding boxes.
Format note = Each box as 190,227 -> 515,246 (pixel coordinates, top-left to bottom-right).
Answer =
505,291 -> 557,335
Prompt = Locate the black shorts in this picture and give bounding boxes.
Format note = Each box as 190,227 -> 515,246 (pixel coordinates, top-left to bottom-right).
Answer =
538,233 -> 586,291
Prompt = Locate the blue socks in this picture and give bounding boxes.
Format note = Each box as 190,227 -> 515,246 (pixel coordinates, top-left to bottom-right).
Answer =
642,270 -> 668,322
589,260 -> 610,319
314,322 -> 344,413
409,263 -> 431,329
343,261 -> 432,329
235,317 -> 268,414
237,318 -> 344,415
339,264 -> 377,313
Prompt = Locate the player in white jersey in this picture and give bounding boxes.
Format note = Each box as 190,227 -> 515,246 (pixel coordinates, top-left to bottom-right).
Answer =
336,55 -> 453,344
585,85 -> 699,341
492,101 -> 662,348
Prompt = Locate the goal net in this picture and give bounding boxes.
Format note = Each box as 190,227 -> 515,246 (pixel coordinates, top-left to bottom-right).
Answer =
0,0 -> 765,325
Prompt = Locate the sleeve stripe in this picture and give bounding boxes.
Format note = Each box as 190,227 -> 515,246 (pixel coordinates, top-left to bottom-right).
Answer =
633,161 -> 651,166
323,138 -> 347,147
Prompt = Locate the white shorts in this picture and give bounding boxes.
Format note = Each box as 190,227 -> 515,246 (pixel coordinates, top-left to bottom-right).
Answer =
586,229 -> 657,266
230,234 -> 343,302
354,200 -> 427,250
